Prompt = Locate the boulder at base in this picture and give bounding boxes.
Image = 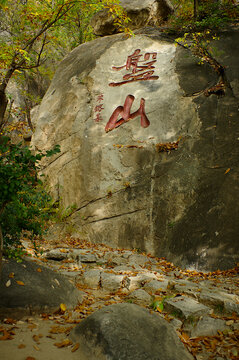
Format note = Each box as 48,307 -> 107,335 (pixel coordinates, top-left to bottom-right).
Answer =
0,258 -> 82,318
70,303 -> 193,360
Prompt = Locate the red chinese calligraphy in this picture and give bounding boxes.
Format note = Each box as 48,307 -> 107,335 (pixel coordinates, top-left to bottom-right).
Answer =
94,113 -> 103,122
97,94 -> 104,102
94,104 -> 104,113
109,49 -> 159,87
105,94 -> 150,133
94,93 -> 104,122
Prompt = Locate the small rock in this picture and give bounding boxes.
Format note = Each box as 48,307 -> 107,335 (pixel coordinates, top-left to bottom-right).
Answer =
224,301 -> 239,315
79,269 -> 101,288
128,273 -> 157,291
174,280 -> 201,297
199,290 -> 238,308
164,295 -> 211,320
113,265 -> 136,272
190,316 -> 228,337
128,254 -> 149,267
170,318 -> 183,330
127,289 -> 152,305
78,253 -> 97,263
44,249 -> 69,261
143,279 -> 169,293
101,272 -> 124,292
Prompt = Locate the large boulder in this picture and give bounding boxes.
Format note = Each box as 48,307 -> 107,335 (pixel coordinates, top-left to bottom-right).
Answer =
0,258 -> 82,318
31,27 -> 239,271
70,303 -> 193,360
91,0 -> 174,36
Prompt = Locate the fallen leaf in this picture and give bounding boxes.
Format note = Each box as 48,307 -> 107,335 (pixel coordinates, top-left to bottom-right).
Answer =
71,343 -> 79,352
16,281 -> 25,286
5,280 -> 11,287
50,325 -> 73,334
33,344 -> 40,351
36,268 -> 42,272
26,357 -> 36,360
0,329 -> 13,340
4,318 -> 16,325
18,343 -> 26,349
32,335 -> 40,343
9,272 -> 15,278
180,332 -> 190,342
60,303 -> 67,313
54,339 -> 72,348
224,168 -> 231,174
27,323 -> 37,330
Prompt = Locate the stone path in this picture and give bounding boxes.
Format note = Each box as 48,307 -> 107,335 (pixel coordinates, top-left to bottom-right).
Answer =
0,238 -> 239,360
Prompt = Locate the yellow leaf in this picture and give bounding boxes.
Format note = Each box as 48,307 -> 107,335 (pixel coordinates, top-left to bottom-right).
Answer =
60,303 -> 67,312
36,268 -> 42,272
71,343 -> 79,352
54,339 -> 72,348
9,272 -> 15,278
5,280 -> 11,287
16,281 -> 25,286
224,168 -> 231,174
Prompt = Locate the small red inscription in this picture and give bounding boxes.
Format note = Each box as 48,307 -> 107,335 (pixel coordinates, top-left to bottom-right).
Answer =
94,93 -> 104,122
109,49 -> 159,87
105,94 -> 150,133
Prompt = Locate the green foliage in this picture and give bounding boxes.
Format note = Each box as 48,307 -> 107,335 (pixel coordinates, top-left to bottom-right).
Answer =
0,136 -> 60,252
168,0 -> 239,33
1,187 -> 52,246
49,202 -> 77,222
151,299 -> 164,312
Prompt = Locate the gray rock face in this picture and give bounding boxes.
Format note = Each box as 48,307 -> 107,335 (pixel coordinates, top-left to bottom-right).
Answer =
70,303 -> 193,360
91,0 -> 174,36
0,258 -> 82,318
31,27 -> 239,271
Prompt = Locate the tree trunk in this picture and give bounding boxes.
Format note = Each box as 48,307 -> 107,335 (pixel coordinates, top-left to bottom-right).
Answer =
194,0 -> 199,19
0,90 -> 8,132
0,223 -> 3,280
0,202 -> 7,279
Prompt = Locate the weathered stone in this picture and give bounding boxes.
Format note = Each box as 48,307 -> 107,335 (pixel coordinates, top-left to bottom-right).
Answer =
79,269 -> 101,289
128,273 -> 158,291
71,249 -> 97,263
0,258 -> 82,318
190,316 -> 228,337
90,0 -> 174,36
101,272 -> 124,292
143,279 -> 169,293
164,296 -> 211,319
127,289 -> 152,304
31,27 -> 239,271
44,248 -> 69,261
170,318 -> 182,330
79,253 -> 97,263
199,290 -> 239,308
128,253 -> 150,267
224,301 -> 239,315
174,280 -> 202,298
70,303 -> 193,360
113,265 -> 137,272
104,253 -> 129,266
